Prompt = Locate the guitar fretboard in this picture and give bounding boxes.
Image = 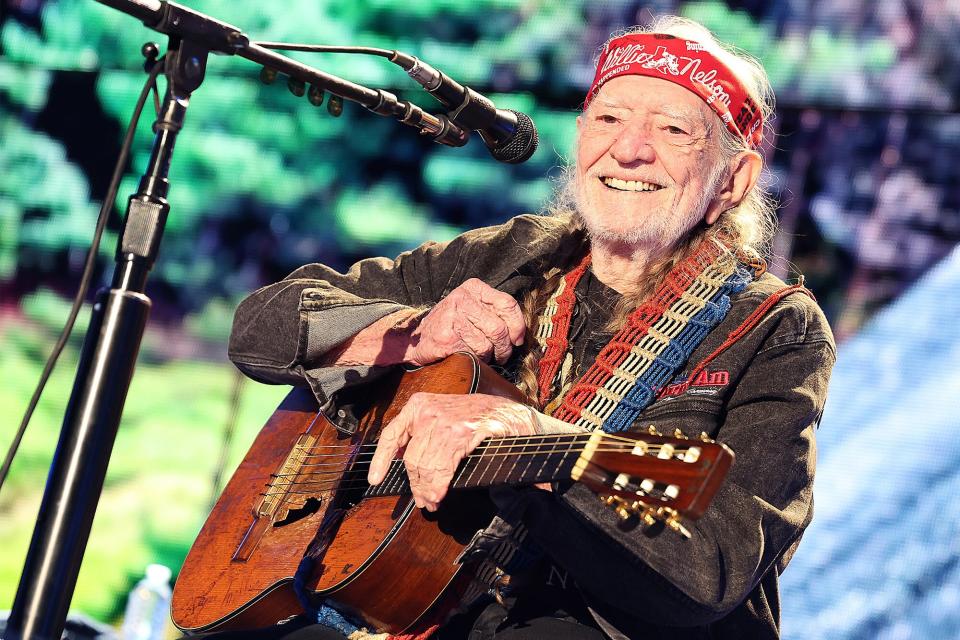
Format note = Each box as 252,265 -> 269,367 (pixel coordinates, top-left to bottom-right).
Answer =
363,433 -> 592,497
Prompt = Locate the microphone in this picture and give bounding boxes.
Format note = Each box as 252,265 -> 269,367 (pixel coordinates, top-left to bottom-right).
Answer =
390,52 -> 538,164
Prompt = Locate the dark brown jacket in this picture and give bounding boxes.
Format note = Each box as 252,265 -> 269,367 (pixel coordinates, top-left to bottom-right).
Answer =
229,213 -> 836,639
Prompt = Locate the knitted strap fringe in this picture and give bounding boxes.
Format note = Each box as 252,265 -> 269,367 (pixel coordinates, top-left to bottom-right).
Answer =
543,242 -> 724,420
570,260 -> 735,429
535,254 -> 591,406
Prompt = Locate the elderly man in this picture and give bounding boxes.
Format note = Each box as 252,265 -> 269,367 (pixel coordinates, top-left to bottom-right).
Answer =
227,16 -> 834,640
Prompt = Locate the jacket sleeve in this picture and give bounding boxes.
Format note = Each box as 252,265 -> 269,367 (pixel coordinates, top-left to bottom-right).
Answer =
515,297 -> 836,627
227,214 -> 564,407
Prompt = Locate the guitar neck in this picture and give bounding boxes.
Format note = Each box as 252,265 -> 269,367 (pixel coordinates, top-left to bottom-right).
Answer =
363,433 -> 592,498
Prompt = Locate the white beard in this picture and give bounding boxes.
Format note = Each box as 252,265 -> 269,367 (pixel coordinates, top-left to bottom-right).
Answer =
574,201 -> 702,247
570,162 -> 727,250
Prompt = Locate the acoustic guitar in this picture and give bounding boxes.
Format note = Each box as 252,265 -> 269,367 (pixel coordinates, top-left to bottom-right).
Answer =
171,353 -> 733,634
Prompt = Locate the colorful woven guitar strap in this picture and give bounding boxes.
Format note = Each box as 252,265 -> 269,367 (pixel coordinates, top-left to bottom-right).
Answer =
535,237 -> 756,432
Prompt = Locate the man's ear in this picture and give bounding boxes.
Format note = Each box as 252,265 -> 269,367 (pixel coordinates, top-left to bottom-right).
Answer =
704,150 -> 763,225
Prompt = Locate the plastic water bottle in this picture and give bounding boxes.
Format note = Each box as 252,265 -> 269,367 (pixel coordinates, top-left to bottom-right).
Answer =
121,564 -> 172,640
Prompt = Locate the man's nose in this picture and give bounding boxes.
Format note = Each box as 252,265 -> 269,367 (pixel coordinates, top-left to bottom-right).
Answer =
609,122 -> 656,164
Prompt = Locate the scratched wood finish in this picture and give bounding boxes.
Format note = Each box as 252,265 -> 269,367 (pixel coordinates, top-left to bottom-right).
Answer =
170,387 -> 342,631
172,353 -> 523,633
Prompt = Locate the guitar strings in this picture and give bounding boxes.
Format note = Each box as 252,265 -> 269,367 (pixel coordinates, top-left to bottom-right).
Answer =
254,430 -> 712,498
260,470 -> 690,499
262,466 -> 553,497
286,433 -> 593,457
272,442 -> 634,474
269,441 -> 686,479
284,429 -> 699,456
288,437 -> 696,462
268,442 -> 696,483
264,450 -> 696,487
258,442 -> 703,497
273,440 -> 682,474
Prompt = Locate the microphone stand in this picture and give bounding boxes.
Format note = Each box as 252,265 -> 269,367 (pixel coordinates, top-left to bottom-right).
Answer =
4,30 -> 209,640
5,2 -> 469,639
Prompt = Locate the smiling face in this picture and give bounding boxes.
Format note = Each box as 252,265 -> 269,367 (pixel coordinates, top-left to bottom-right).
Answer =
574,75 -> 729,251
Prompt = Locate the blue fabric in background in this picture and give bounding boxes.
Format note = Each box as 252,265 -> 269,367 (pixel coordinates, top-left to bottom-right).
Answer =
781,246 -> 960,639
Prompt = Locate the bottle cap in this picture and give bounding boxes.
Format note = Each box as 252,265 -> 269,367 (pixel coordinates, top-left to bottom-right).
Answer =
145,563 -> 172,584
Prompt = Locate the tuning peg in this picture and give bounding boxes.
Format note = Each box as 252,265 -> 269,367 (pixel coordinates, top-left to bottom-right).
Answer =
699,431 -> 711,442
614,504 -> 634,521
646,425 -> 662,436
664,511 -> 692,539
674,428 -> 687,439
307,84 -> 325,107
600,495 -> 635,521
634,504 -> 658,527
613,473 -> 630,491
259,66 -> 278,85
328,94 -> 344,117
287,76 -> 306,97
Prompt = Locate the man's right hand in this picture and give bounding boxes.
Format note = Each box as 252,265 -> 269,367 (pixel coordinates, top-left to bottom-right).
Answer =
407,278 -> 525,365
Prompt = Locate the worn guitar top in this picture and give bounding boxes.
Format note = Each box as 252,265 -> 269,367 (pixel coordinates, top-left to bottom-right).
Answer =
228,213 -> 836,639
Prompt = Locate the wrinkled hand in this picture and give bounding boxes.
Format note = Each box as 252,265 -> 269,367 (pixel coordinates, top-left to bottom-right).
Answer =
408,279 -> 525,366
367,393 -> 539,511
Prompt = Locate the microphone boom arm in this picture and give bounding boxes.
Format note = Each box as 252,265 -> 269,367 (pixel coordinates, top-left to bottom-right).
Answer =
95,0 -> 470,147
241,42 -> 469,147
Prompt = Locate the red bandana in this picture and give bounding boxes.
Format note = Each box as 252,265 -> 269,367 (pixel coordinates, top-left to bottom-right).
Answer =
585,33 -> 764,148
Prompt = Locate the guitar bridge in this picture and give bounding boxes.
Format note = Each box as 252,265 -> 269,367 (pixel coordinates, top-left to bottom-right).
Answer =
233,433 -> 325,562
256,433 -> 320,519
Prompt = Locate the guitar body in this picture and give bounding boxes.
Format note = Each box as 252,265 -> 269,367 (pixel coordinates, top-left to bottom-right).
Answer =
173,354 -> 735,634
172,353 -> 524,634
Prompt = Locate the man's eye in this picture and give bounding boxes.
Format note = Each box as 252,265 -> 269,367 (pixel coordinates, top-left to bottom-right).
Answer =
597,114 -> 620,124
666,125 -> 688,135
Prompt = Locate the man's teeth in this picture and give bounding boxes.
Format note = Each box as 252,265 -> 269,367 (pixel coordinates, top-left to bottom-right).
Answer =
602,177 -> 663,192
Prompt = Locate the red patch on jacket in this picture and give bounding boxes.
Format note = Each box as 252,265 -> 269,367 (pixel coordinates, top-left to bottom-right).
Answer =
656,369 -> 730,399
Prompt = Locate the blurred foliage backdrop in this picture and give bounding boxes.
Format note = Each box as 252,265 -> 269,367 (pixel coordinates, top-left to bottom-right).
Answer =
2,1 -> 959,638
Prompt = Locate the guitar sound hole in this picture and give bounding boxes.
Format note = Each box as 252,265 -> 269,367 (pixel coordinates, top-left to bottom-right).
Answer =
274,496 -> 322,526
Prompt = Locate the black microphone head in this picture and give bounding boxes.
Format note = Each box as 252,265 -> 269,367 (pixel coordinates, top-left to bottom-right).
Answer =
489,110 -> 538,164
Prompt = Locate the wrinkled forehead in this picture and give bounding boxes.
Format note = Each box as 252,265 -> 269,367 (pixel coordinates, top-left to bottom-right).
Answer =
584,75 -> 718,132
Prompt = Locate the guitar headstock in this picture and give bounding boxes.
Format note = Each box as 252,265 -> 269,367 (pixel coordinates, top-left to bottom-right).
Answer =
570,426 -> 734,538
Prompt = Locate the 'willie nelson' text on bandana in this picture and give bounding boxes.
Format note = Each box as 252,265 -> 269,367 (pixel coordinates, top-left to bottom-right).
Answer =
585,33 -> 764,148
